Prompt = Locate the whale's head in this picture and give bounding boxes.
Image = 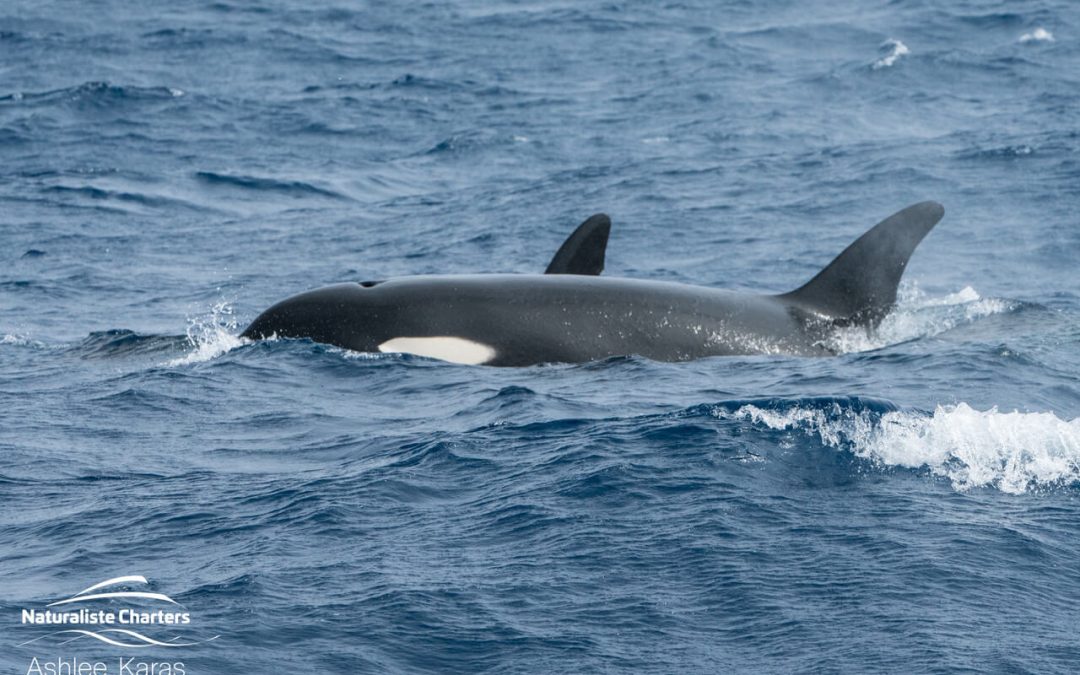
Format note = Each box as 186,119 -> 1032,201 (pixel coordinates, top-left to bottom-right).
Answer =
241,282 -> 385,350
241,279 -> 500,364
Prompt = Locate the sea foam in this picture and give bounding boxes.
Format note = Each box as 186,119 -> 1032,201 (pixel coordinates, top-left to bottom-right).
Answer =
1019,28 -> 1054,43
167,301 -> 247,366
823,284 -> 1015,354
873,39 -> 909,69
719,402 -> 1080,494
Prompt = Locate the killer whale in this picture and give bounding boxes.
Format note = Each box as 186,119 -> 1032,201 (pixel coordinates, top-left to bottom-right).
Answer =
241,202 -> 944,366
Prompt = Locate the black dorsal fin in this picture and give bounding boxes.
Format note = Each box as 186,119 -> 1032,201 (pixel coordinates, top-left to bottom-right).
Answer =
544,214 -> 611,275
779,201 -> 944,325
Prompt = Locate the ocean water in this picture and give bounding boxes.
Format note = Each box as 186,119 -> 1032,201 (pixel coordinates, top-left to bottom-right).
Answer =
2,0 -> 1080,672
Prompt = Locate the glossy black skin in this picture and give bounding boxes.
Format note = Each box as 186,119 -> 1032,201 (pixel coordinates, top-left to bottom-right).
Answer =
242,202 -> 946,366
241,274 -> 834,366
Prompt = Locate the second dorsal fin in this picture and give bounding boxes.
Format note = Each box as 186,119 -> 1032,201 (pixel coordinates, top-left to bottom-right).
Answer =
544,214 -> 611,275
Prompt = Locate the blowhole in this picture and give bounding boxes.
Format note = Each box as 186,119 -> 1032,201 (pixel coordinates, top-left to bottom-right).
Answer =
358,280 -> 384,288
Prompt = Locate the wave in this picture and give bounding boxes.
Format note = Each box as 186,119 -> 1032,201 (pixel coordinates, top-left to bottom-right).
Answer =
2,333 -> 48,349
68,330 -> 189,359
954,144 -> 1036,161
872,39 -> 909,69
0,126 -> 30,145
65,301 -> 246,364
42,185 -> 212,212
194,171 -> 350,200
167,301 -> 247,366
824,284 -> 1019,354
1019,28 -> 1054,43
0,81 -> 184,109
419,129 -> 525,157
953,11 -> 1025,28
714,398 -> 1080,494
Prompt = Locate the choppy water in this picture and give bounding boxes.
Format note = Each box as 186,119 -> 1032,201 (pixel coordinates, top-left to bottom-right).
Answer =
2,1 -> 1080,672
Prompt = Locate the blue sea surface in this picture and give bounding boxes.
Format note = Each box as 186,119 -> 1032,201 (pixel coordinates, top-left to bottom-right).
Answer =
2,0 -> 1080,672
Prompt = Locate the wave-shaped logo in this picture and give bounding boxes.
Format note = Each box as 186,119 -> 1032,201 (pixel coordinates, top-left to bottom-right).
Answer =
19,628 -> 218,649
47,575 -> 181,608
17,575 -> 219,649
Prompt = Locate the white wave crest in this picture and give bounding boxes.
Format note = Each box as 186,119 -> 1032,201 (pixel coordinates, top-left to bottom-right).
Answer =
823,284 -> 1015,354
2,333 -> 47,348
873,39 -> 909,69
719,403 -> 1080,494
167,301 -> 247,366
1020,28 -> 1054,43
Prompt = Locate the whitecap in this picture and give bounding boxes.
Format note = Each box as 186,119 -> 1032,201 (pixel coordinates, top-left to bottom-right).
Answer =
718,402 -> 1080,494
822,283 -> 1015,354
1019,28 -> 1054,43
872,39 -> 909,69
2,333 -> 46,348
